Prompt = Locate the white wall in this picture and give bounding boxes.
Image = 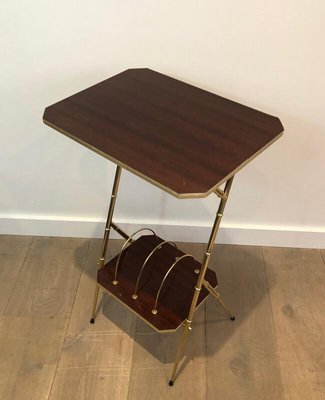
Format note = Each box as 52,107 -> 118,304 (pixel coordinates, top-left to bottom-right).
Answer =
1,0 -> 325,248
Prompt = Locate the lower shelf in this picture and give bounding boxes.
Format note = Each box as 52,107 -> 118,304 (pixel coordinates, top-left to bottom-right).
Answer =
97,234 -> 218,332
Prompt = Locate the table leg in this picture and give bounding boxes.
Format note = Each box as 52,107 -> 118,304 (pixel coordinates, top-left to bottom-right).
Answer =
169,176 -> 234,385
90,165 -> 122,324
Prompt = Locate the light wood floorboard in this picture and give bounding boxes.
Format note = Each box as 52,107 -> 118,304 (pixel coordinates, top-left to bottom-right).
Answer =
4,237 -> 89,319
0,316 -> 67,400
0,235 -> 33,316
206,244 -> 284,400
49,239 -> 136,400
264,247 -> 325,400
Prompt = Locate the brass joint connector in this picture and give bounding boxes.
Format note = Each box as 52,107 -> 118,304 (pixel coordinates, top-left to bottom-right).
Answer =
97,257 -> 105,267
215,188 -> 227,200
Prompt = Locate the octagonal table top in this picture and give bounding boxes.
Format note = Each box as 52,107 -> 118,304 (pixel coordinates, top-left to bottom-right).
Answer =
43,68 -> 283,198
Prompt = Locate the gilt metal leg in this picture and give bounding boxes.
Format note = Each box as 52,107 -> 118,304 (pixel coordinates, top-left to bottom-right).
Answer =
169,176 -> 234,386
169,320 -> 191,386
90,284 -> 100,324
90,165 -> 122,324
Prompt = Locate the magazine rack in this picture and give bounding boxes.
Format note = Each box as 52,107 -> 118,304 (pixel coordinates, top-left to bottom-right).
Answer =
43,68 -> 283,385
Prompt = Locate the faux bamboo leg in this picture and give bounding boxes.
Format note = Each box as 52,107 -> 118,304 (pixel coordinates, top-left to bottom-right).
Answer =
169,176 -> 234,386
90,165 -> 122,324
90,284 -> 101,323
168,320 -> 191,386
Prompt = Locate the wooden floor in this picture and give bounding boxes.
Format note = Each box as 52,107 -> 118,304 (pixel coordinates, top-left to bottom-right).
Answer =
0,235 -> 324,400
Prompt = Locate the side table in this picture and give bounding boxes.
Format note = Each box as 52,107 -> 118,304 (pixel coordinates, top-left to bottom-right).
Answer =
43,68 -> 283,385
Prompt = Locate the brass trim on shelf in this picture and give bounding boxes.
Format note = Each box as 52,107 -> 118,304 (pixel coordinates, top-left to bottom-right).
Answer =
98,283 -> 210,334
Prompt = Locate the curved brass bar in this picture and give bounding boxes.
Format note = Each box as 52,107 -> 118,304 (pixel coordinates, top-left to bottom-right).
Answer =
132,241 -> 178,299
113,228 -> 157,285
151,254 -> 197,315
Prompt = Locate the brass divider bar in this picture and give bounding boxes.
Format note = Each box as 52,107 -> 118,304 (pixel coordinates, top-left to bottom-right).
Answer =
132,241 -> 178,300
151,254 -> 199,315
113,228 -> 158,285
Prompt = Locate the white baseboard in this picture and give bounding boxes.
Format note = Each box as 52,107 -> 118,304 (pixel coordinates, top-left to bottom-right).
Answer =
0,214 -> 324,249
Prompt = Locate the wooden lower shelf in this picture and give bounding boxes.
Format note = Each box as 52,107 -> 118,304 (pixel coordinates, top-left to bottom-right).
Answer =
97,234 -> 218,332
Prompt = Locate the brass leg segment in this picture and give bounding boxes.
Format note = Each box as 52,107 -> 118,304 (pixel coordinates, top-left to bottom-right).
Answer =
90,284 -> 100,323
169,320 -> 192,386
203,279 -> 235,320
90,165 -> 122,324
98,166 -> 122,268
169,176 -> 234,385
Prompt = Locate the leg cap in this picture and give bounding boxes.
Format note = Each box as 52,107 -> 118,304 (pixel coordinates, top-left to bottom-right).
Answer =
230,316 -> 235,321
90,318 -> 95,324
168,381 -> 174,387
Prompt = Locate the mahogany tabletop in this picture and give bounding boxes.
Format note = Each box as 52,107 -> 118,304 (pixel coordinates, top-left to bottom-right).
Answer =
43,68 -> 283,198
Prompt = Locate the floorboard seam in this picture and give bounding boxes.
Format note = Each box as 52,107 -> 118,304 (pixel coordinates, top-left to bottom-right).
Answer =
126,316 -> 138,400
47,238 -> 91,400
320,249 -> 325,265
261,246 -> 286,399
2,236 -> 35,317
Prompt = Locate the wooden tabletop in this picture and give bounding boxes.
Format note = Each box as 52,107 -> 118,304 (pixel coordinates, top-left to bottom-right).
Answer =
43,68 -> 283,198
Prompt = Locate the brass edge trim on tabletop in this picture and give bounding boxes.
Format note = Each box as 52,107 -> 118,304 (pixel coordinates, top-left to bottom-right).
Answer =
43,119 -> 283,199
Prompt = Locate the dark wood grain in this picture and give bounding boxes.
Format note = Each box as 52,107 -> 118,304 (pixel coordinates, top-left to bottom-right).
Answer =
43,68 -> 283,198
97,235 -> 217,332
